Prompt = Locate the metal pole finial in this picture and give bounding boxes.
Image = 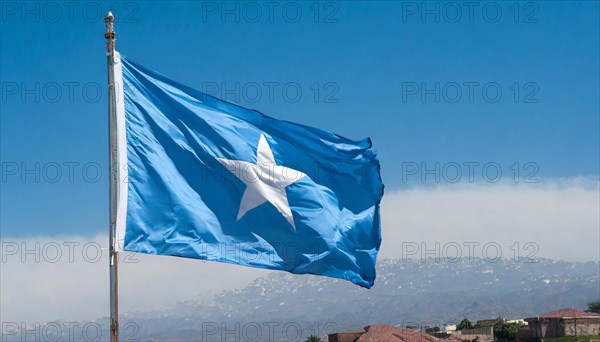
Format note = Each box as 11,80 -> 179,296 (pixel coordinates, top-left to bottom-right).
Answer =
105,12 -> 115,40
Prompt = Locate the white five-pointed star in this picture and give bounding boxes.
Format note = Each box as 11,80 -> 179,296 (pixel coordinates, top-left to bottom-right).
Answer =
217,134 -> 307,228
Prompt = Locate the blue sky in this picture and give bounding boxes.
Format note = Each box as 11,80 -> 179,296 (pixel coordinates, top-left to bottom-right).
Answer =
1,1 -> 599,237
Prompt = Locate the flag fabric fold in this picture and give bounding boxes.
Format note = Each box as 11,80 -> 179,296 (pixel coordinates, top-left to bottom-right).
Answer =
118,54 -> 384,288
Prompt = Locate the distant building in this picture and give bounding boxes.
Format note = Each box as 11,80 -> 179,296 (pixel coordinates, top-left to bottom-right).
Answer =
525,308 -> 600,338
452,327 -> 494,342
506,319 -> 528,326
424,320 -> 497,342
328,324 -> 462,342
444,324 -> 457,332
476,319 -> 498,328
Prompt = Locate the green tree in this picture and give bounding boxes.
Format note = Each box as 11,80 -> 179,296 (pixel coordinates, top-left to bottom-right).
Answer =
304,335 -> 322,342
494,319 -> 524,340
587,299 -> 600,313
457,318 -> 474,331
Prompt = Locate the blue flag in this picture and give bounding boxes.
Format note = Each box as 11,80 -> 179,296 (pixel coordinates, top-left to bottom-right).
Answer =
116,55 -> 384,288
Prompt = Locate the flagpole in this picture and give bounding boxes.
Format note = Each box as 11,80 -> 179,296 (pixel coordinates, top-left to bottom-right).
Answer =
104,11 -> 119,342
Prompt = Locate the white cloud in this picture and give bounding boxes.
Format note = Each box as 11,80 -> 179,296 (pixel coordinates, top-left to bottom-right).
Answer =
379,177 -> 600,262
1,177 -> 598,323
0,236 -> 272,323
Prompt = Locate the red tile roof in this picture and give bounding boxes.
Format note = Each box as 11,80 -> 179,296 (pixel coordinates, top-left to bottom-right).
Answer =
330,324 -> 462,342
540,308 -> 600,318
